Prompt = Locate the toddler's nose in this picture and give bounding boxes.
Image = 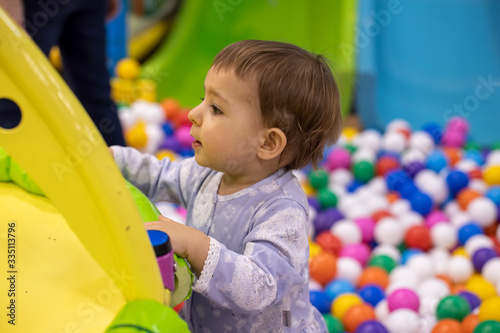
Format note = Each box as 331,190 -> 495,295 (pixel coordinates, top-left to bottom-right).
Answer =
188,104 -> 201,126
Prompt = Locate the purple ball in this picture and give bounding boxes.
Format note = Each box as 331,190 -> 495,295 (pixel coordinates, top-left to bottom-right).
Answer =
472,247 -> 498,272
458,291 -> 481,311
403,161 -> 425,178
355,320 -> 389,333
313,208 -> 344,234
159,135 -> 181,152
308,197 -> 321,212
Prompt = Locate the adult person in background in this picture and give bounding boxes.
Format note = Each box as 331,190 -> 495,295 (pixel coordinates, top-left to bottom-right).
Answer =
0,0 -> 126,146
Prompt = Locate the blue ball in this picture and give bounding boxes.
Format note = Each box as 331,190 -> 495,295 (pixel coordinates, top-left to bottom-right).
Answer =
324,279 -> 356,302
426,151 -> 448,173
179,148 -> 194,157
347,179 -> 364,193
446,170 -> 469,196
399,180 -> 419,200
464,150 -> 484,165
401,248 -> 423,265
458,223 -> 483,245
309,290 -> 331,314
161,122 -> 174,136
486,186 -> 500,206
422,122 -> 442,144
410,191 -> 433,215
359,284 -> 385,307
386,170 -> 410,192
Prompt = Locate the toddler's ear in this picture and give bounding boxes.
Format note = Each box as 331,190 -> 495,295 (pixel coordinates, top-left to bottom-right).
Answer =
257,128 -> 287,161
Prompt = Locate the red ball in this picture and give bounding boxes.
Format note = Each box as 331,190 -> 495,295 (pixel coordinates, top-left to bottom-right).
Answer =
376,156 -> 400,177
372,210 -> 392,222
315,231 -> 342,256
309,252 -> 337,285
172,109 -> 192,128
404,225 -> 432,251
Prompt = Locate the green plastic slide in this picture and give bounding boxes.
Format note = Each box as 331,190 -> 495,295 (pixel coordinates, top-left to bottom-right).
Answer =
141,0 -> 357,118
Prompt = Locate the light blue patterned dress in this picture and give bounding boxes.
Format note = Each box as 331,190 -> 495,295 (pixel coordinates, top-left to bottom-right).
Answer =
111,146 -> 327,332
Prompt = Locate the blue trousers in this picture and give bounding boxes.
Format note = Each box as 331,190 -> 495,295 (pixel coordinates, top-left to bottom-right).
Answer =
0,0 -> 125,146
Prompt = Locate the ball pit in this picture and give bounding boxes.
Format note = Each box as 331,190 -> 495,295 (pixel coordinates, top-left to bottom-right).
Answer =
305,117 -> 500,332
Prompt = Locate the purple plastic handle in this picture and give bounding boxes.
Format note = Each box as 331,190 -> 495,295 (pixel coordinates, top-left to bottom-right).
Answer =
157,251 -> 175,291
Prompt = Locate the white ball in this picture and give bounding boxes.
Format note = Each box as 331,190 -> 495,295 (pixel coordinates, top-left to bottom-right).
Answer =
368,176 -> 388,195
329,168 -> 353,186
466,197 -> 498,227
420,314 -> 438,333
142,124 -> 166,154
398,212 -> 424,232
372,244 -> 401,264
446,255 -> 474,284
389,199 -> 412,217
419,296 -> 441,317
352,148 -> 377,163
418,278 -> 450,299
444,201 -> 461,218
410,131 -> 435,155
465,234 -> 494,256
384,309 -> 421,333
336,257 -> 363,285
429,248 -> 451,276
356,129 -> 382,152
337,194 -> 358,213
344,204 -> 371,220
365,195 -> 390,215
386,280 -> 418,296
450,212 -> 472,229
374,217 -> 404,246
469,179 -> 488,194
455,159 -> 479,173
415,169 -> 439,187
131,100 -> 165,124
375,299 -> 390,321
309,279 -> 323,291
382,131 -> 407,153
387,119 -> 412,132
406,253 -> 435,282
328,183 -> 347,198
118,107 -> 137,130
330,220 -> 362,245
401,148 -> 427,165
431,223 -> 457,249
390,266 -> 420,286
486,150 -> 500,166
482,257 -> 500,285
417,176 -> 449,206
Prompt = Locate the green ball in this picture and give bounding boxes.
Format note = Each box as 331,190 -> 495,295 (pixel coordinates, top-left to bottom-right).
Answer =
368,254 -> 397,273
344,143 -> 357,154
436,295 -> 470,321
491,142 -> 500,151
474,320 -> 500,333
397,242 -> 407,254
352,160 -> 375,183
309,169 -> 329,190
323,314 -> 344,333
318,189 -> 338,209
465,141 -> 481,151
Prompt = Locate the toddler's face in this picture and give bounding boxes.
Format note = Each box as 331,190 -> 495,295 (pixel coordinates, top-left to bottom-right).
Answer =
188,68 -> 264,174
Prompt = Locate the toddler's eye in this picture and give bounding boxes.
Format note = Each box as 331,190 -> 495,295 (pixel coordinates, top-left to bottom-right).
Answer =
211,105 -> 223,115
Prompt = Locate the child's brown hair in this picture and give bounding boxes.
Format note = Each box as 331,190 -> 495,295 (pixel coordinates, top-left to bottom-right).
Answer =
212,39 -> 342,169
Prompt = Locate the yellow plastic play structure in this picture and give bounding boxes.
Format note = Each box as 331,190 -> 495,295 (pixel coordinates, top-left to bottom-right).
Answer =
0,8 -> 187,332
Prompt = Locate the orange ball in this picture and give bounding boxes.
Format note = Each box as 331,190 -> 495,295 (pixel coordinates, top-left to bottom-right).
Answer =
432,319 -> 464,333
372,210 -> 392,222
172,109 -> 191,128
442,147 -> 462,166
405,225 -> 432,251
386,192 -> 400,204
376,156 -> 400,177
309,251 -> 337,285
461,314 -> 479,333
357,267 -> 389,289
160,98 -> 181,120
342,303 -> 376,332
315,231 -> 342,256
456,188 -> 481,210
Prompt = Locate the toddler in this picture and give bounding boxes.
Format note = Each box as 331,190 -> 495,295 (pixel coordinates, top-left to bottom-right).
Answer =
111,40 -> 342,332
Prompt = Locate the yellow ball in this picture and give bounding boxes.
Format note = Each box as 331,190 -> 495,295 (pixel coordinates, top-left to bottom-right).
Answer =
452,247 -> 469,258
483,165 -> 500,185
156,149 -> 178,161
115,58 -> 140,80
125,121 -> 147,148
331,293 -> 362,319
309,241 -> 323,258
342,127 -> 359,141
479,296 -> 500,321
465,274 -> 497,300
302,183 -> 316,196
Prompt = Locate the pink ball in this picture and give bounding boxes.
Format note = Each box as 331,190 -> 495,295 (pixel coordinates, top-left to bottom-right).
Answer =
327,148 -> 351,171
174,125 -> 194,148
387,288 -> 420,313
447,117 -> 469,135
339,243 -> 371,266
425,210 -> 449,229
441,129 -> 465,148
176,206 -> 187,218
354,217 -> 375,243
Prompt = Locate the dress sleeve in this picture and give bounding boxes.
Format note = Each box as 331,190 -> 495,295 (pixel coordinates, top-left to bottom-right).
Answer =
110,146 -> 208,207
192,199 -> 310,313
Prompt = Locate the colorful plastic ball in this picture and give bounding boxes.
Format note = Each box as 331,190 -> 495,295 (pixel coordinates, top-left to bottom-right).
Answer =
465,235 -> 494,257
331,220 -> 362,245
458,223 -> 484,245
318,189 -> 338,209
485,186 -> 500,205
314,208 -> 344,234
387,288 -> 420,313
457,189 -> 482,210
327,148 -> 351,171
398,180 -> 419,200
358,267 -> 389,290
405,225 -> 433,251
384,309 -> 420,333
347,179 -> 364,193
386,170 -> 410,192
342,303 -> 376,332
353,161 -> 375,183
478,297 -> 500,322
325,279 -> 356,302
368,255 -> 397,273
155,149 -> 178,161
403,161 -> 426,178
161,121 -> 175,136
315,231 -> 342,256
160,98 -> 181,120
427,151 -> 449,173
374,217 -> 404,246
443,147 -> 463,166
376,156 -> 400,177
309,169 -> 329,190
431,223 -> 458,250
465,274 -> 497,301
482,257 -> 500,285
115,58 -> 140,80
409,191 -> 433,215
422,122 -> 442,143
355,320 -> 389,333
483,165 -> 500,186
436,295 -> 471,321
309,251 -> 337,285
442,129 -> 466,148
340,243 -> 371,266
354,217 -> 375,243
406,253 -> 435,281
336,257 -> 363,285
446,170 -> 470,196
357,285 -> 384,309
419,278 -> 451,300
382,131 -> 407,153
466,197 -> 498,227
461,314 -> 479,333
171,110 -> 191,128
457,291 -> 482,312
160,135 -> 182,152
473,320 -> 500,333
431,319 -> 464,333
446,255 -> 474,284
331,293 -> 363,319
426,210 -> 449,228
401,248 -> 423,265
323,314 -> 345,333
174,125 -> 194,149
472,248 -> 498,272
310,290 -> 331,314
